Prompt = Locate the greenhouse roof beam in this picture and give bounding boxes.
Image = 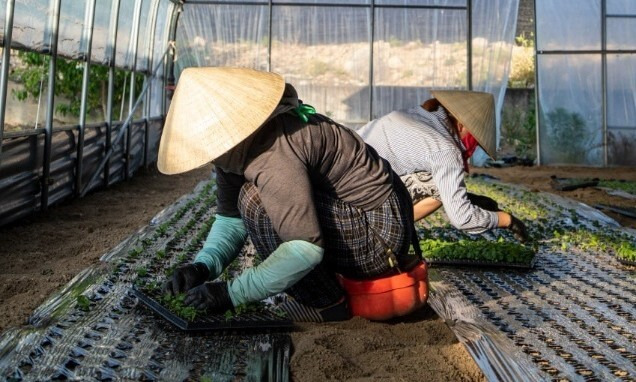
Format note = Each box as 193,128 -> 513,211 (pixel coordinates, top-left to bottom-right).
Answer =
183,1 -> 467,10
536,49 -> 636,55
0,0 -> 16,169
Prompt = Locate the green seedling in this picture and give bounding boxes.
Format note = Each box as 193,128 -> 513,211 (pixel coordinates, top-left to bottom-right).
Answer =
597,179 -> 636,195
76,295 -> 91,312
224,301 -> 265,321
155,249 -> 166,259
617,241 -> 636,262
159,293 -> 203,321
141,238 -> 153,248
127,247 -> 143,259
136,267 -> 148,277
420,237 -> 536,265
157,223 -> 169,236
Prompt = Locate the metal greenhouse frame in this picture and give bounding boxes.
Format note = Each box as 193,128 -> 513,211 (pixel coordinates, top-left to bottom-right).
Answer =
535,0 -> 636,166
0,0 -> 177,226
0,0 -> 518,227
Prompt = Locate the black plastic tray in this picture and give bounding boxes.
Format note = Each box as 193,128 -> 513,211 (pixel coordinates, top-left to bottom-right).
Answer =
550,176 -> 598,191
594,203 -> 636,219
425,257 -> 536,269
617,258 -> 636,267
132,287 -> 294,331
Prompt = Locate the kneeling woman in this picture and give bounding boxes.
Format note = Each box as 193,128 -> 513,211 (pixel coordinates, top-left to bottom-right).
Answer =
159,67 -> 422,322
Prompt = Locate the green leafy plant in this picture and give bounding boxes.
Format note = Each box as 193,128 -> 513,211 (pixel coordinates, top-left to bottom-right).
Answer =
508,33 -> 535,88
501,94 -> 536,159
597,180 -> 636,196
10,51 -> 142,119
76,295 -> 91,312
127,247 -> 143,259
158,293 -> 203,321
155,249 -> 166,260
224,302 -> 266,321
420,237 -> 536,265
544,108 -> 596,164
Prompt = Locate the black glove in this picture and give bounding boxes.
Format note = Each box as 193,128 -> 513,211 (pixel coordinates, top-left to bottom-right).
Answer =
164,262 -> 210,296
467,193 -> 500,212
184,282 -> 234,313
508,214 -> 529,243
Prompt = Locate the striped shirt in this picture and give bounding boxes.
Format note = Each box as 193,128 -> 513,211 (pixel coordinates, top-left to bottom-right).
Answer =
356,106 -> 498,234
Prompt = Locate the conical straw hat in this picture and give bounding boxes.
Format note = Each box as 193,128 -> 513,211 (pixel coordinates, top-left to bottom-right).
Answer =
431,90 -> 497,159
157,67 -> 285,174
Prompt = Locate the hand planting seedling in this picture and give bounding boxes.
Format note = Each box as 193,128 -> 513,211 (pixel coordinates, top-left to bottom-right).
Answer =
159,293 -> 203,321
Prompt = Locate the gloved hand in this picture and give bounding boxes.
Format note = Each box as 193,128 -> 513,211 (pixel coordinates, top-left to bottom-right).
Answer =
184,281 -> 234,313
164,262 -> 209,295
508,214 -> 529,243
467,193 -> 500,212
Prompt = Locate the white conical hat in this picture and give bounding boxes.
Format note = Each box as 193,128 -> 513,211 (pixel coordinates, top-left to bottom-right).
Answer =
157,67 -> 285,174
431,90 -> 497,159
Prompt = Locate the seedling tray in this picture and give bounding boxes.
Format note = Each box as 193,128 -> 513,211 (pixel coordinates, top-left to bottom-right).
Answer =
617,258 -> 636,267
132,287 -> 293,331
425,257 -> 536,269
594,203 -> 636,219
550,176 -> 598,191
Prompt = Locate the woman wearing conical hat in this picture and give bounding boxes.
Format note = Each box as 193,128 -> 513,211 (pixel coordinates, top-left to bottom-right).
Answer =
159,67 -> 424,321
357,90 -> 528,241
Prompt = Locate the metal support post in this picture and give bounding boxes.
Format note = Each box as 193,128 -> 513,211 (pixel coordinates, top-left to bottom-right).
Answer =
0,0 -> 16,169
368,0 -> 375,121
144,0 -> 161,168
533,0 -> 541,165
164,4 -> 181,117
601,0 -> 608,166
105,0 -> 121,186
41,0 -> 62,211
267,0 -> 273,72
125,0 -> 143,180
467,0 -> 472,90
76,0 -> 97,195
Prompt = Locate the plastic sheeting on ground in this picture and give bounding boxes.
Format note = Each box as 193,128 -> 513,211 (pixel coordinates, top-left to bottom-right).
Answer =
428,176 -> 636,381
0,180 -> 290,382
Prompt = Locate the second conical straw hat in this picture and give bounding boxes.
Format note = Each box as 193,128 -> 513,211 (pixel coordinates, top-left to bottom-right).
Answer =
157,67 -> 285,174
431,90 -> 496,159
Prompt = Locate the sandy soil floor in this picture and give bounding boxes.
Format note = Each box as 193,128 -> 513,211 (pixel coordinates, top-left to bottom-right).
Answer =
0,164 -> 634,380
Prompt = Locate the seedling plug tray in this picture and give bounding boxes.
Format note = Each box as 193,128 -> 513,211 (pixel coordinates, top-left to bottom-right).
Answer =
132,287 -> 293,331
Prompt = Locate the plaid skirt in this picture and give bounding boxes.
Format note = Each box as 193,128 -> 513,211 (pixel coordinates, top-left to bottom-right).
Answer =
238,178 -> 414,308
400,171 -> 441,203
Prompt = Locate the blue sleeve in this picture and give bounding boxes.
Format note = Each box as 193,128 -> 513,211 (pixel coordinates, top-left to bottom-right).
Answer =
194,214 -> 248,280
226,240 -> 324,306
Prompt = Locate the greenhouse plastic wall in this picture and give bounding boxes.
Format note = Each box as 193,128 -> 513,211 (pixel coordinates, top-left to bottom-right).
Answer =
174,0 -> 518,129
536,0 -> 636,166
0,0 -> 175,227
0,0 -> 517,227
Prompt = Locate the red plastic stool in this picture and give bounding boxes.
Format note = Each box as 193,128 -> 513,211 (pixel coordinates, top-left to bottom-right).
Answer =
339,261 -> 429,321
